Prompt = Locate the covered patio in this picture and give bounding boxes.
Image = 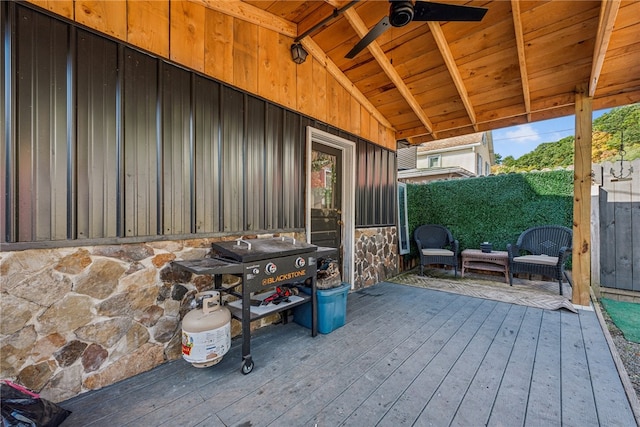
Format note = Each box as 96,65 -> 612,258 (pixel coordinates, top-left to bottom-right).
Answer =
60,281 -> 638,426
3,0 -> 640,410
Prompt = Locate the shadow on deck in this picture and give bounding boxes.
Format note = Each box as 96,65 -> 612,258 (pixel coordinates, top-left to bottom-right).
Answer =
61,281 -> 638,426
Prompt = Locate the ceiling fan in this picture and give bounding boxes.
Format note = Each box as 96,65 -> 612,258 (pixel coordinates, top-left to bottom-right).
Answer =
345,0 -> 488,59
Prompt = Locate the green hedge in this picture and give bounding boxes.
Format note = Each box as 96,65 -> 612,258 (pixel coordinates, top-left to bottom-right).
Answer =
406,170 -> 573,258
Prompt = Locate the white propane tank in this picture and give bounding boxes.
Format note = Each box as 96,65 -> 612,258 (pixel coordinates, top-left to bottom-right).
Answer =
182,291 -> 231,368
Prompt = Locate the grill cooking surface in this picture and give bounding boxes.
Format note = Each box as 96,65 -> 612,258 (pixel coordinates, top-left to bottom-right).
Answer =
212,237 -> 317,263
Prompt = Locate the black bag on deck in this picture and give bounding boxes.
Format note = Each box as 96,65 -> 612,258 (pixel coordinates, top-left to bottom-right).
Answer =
0,382 -> 71,427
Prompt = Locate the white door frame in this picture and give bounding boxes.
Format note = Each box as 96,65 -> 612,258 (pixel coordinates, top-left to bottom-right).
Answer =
306,126 -> 355,287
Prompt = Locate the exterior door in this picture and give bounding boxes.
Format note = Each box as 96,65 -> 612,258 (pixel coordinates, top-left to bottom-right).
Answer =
310,143 -> 342,264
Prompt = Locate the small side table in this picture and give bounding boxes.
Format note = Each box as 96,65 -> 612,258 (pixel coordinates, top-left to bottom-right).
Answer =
461,249 -> 509,283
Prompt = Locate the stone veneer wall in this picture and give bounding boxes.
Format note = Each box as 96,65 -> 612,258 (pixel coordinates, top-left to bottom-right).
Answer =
0,233 -> 301,402
353,227 -> 398,289
0,229 -> 397,402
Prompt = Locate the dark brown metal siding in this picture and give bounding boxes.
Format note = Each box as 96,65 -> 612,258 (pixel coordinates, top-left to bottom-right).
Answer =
283,110 -> 304,229
245,96 -> 265,231
355,139 -> 396,227
193,75 -> 221,233
15,5 -> 69,241
221,87 -> 245,232
123,47 -> 159,237
265,104 -> 284,230
76,29 -> 118,239
1,2 -> 11,243
161,63 -> 192,235
2,4 -> 396,247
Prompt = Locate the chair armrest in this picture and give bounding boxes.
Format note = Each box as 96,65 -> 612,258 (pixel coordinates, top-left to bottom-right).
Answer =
451,239 -> 459,255
506,243 -> 519,261
557,245 -> 572,266
415,238 -> 423,259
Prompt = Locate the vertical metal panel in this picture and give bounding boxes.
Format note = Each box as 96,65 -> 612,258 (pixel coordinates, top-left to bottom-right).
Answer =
193,75 -> 221,233
245,96 -> 265,231
16,5 -> 69,241
388,151 -> 397,224
161,62 -> 191,235
365,144 -> 376,226
355,139 -> 396,227
282,110 -> 303,229
221,86 -> 244,232
355,139 -> 367,226
123,47 -> 159,237
379,149 -> 388,224
1,1 -> 11,243
76,29 -> 118,239
373,147 -> 382,224
264,104 -> 283,230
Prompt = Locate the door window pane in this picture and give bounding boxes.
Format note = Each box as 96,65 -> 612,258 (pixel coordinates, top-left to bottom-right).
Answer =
311,150 -> 337,209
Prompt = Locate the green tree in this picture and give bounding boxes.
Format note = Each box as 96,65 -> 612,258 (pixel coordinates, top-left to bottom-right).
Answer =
594,104 -> 640,159
494,103 -> 639,173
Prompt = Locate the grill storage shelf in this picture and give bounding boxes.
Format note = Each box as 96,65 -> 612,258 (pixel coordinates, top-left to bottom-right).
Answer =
172,237 -> 321,374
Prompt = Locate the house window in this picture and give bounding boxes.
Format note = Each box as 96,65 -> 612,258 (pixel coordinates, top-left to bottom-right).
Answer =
427,155 -> 441,168
477,154 -> 483,175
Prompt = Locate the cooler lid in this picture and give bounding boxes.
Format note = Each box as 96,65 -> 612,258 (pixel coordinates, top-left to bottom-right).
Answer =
211,237 -> 317,262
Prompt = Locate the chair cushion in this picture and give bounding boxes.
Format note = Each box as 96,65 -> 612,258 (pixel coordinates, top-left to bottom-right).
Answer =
422,249 -> 454,257
513,254 -> 558,266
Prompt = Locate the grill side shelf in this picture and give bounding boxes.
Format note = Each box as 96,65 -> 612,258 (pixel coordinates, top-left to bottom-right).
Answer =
171,258 -> 243,275
226,293 -> 311,322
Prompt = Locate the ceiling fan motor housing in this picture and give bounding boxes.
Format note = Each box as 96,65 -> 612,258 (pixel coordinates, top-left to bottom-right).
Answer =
389,1 -> 414,27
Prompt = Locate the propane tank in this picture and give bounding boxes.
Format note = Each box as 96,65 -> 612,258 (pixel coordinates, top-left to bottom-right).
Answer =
182,291 -> 231,368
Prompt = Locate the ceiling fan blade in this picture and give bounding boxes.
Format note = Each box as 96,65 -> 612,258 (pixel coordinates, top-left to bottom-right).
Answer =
413,1 -> 488,22
345,15 -> 391,59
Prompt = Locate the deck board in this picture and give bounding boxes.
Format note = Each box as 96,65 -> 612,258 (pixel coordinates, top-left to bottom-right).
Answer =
560,310 -> 599,426
60,282 -> 637,427
450,304 -> 527,426
526,310 -> 562,425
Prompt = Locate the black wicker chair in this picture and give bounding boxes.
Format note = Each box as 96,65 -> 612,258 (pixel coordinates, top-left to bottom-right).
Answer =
414,224 -> 459,277
507,225 -> 573,295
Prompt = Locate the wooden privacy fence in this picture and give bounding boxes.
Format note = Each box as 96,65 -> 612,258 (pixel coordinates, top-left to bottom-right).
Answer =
591,158 -> 640,293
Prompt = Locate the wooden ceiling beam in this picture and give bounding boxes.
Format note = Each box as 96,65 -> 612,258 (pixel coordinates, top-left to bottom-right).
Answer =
192,0 -> 297,38
301,37 -> 394,129
589,0 -> 621,97
343,8 -> 436,138
427,21 -> 477,132
511,0 -> 531,122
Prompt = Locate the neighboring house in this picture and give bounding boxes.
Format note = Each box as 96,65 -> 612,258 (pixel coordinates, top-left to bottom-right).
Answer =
398,132 -> 495,183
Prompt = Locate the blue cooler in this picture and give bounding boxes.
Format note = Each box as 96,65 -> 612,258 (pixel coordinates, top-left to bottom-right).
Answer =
293,282 -> 350,334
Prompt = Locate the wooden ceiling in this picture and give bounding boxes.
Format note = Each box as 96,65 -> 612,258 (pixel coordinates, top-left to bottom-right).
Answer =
211,0 -> 640,145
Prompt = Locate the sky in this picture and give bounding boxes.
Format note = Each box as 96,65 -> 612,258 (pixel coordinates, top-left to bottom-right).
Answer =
492,108 -> 611,159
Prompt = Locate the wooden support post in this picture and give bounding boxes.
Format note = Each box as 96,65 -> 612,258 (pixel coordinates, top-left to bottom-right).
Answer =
573,85 -> 592,306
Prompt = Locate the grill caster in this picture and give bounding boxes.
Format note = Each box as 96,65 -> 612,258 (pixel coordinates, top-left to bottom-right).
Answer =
241,358 -> 254,375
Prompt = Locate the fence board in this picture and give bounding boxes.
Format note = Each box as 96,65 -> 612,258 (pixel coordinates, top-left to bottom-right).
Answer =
597,159 -> 640,292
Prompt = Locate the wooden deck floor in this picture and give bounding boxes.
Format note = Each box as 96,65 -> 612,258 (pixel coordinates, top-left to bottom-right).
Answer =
61,282 -> 637,427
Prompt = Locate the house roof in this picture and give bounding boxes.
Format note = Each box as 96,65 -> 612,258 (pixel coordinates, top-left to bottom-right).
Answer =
398,166 -> 475,181
227,0 -> 639,145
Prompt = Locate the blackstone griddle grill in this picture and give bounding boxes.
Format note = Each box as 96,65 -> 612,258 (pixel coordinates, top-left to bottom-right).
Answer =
172,236 -> 320,374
